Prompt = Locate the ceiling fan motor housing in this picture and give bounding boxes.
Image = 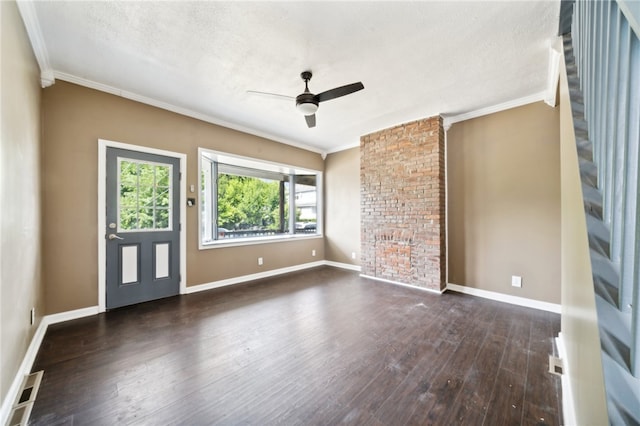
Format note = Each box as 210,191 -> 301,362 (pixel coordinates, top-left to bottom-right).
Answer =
296,93 -> 318,115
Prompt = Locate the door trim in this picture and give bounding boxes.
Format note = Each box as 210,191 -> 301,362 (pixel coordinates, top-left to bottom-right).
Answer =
98,139 -> 187,312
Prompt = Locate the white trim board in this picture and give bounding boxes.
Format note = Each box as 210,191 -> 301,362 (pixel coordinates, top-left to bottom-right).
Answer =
360,274 -> 446,294
324,261 -> 361,272
15,0 -> 54,87
0,306 -> 99,426
184,261 -> 326,294
442,91 -> 547,128
97,139 -> 187,312
545,41 -> 562,107
446,283 -> 561,313
54,72 -> 324,156
185,260 -> 360,294
0,321 -> 47,426
555,332 -> 577,426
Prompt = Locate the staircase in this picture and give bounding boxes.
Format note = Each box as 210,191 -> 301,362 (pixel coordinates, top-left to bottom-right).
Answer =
562,18 -> 640,425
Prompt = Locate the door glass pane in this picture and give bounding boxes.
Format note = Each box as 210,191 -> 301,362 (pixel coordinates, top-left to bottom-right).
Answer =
155,188 -> 170,208
119,208 -> 138,229
155,209 -> 170,229
118,158 -> 172,232
156,166 -> 170,187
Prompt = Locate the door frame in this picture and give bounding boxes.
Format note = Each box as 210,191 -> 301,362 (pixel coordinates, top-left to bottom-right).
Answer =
98,139 -> 187,312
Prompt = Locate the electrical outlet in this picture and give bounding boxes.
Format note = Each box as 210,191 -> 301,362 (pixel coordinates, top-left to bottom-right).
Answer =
258,257 -> 263,266
511,275 -> 522,288
312,250 -> 316,257
351,252 -> 357,260
30,307 -> 35,325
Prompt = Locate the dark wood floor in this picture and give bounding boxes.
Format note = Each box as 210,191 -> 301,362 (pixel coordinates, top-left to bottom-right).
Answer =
30,267 -> 562,425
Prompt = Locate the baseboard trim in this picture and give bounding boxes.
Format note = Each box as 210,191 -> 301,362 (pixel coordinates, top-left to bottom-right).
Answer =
46,306 -> 101,325
556,333 -> 576,426
324,261 -> 361,272
446,283 -> 561,313
184,261 -> 326,294
0,306 -> 101,426
360,274 -> 445,294
0,320 -> 47,426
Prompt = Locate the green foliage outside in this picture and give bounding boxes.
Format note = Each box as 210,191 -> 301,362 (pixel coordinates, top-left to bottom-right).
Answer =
217,174 -> 287,230
119,161 -> 170,230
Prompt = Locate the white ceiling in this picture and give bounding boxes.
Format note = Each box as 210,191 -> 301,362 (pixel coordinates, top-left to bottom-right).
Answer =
21,1 -> 560,154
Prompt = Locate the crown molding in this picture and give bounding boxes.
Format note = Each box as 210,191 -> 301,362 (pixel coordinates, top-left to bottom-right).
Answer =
330,90 -> 550,150
52,71 -> 326,155
442,91 -> 547,128
544,40 -> 562,107
16,0 -> 55,88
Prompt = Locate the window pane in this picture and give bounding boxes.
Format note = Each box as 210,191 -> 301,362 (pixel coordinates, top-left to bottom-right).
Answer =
295,175 -> 317,234
217,173 -> 285,239
120,184 -> 137,208
283,180 -> 290,233
155,165 -> 170,187
155,188 -> 170,208
138,208 -> 154,229
120,161 -> 138,185
155,209 -> 170,229
138,163 -> 154,187
120,208 -> 138,230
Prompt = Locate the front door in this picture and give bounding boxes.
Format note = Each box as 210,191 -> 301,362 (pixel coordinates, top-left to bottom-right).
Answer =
105,147 -> 180,309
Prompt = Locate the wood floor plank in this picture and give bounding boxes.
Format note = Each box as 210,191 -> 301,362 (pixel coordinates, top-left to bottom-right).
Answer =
445,397 -> 486,426
366,339 -> 458,425
449,331 -> 506,417
29,267 -> 562,425
482,367 -> 526,426
500,319 -> 531,378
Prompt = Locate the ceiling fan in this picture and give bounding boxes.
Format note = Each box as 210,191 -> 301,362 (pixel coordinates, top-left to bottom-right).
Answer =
248,71 -> 364,128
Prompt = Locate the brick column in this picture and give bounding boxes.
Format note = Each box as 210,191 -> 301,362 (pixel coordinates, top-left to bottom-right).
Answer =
360,116 -> 446,291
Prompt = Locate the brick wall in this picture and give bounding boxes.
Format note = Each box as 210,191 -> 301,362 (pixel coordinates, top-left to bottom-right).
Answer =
360,116 -> 446,291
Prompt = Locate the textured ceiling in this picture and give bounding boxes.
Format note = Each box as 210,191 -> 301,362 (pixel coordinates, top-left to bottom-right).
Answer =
26,1 -> 560,153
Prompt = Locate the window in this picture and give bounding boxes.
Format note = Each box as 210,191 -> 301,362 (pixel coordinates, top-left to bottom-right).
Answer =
118,159 -> 172,231
199,149 -> 322,246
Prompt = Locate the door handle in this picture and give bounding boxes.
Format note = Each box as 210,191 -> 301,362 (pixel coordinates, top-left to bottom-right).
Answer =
108,234 -> 124,240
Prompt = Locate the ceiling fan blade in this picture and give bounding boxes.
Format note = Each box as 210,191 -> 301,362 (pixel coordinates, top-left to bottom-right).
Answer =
246,90 -> 295,101
305,114 -> 316,128
315,82 -> 364,103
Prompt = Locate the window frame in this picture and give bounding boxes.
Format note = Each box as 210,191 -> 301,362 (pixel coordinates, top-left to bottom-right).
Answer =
198,148 -> 323,249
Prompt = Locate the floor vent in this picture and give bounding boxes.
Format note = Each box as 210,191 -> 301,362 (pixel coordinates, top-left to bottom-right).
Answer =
6,371 -> 43,426
548,355 -> 564,376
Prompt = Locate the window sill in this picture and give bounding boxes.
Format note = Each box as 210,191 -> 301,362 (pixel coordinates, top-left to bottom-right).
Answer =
199,233 -> 323,250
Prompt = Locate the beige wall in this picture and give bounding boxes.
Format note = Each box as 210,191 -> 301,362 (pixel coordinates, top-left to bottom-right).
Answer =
558,51 -> 607,423
41,81 -> 324,314
447,101 -> 561,304
0,0 -> 44,405
324,147 -> 360,265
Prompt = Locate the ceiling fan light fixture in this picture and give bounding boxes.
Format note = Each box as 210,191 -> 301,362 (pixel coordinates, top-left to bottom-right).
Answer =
296,101 -> 318,115
249,70 -> 363,128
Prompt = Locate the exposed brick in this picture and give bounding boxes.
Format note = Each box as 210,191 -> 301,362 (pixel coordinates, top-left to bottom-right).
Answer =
360,116 -> 446,291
